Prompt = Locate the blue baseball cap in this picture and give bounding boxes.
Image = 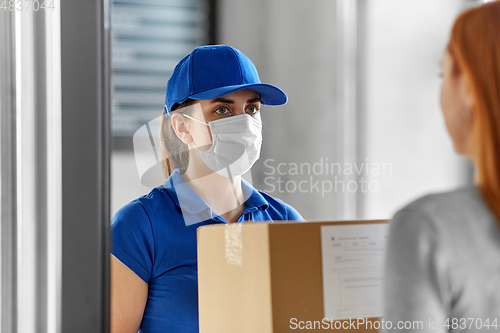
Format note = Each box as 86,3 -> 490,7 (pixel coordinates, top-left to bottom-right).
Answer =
164,45 -> 288,114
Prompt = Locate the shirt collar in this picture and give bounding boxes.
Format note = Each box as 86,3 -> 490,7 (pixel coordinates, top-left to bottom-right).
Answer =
164,169 -> 269,215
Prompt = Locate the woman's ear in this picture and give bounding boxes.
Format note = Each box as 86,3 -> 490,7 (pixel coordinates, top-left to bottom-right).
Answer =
459,73 -> 475,118
171,113 -> 193,144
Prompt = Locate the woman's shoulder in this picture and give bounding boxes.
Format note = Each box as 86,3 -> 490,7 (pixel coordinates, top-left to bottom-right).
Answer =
395,185 -> 486,219
391,185 -> 496,240
111,184 -> 177,225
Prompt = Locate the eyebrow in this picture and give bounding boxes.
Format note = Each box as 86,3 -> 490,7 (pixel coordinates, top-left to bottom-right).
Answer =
247,97 -> 262,104
211,97 -> 234,104
210,97 -> 262,104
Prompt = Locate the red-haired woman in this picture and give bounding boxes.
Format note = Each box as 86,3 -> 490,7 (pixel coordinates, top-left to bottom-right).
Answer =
383,1 -> 500,332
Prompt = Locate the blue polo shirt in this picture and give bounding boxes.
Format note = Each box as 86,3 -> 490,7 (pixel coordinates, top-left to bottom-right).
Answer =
111,168 -> 305,333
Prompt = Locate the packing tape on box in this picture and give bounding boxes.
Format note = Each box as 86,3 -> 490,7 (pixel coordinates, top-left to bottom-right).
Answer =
224,223 -> 243,266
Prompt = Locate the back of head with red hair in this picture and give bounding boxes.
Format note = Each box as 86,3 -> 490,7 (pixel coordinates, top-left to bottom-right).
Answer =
447,0 -> 500,223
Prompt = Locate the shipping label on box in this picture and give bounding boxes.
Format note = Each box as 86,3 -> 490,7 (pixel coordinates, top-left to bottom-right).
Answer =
320,224 -> 388,321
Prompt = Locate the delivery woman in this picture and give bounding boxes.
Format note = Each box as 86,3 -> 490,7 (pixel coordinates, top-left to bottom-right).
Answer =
110,45 -> 305,333
383,2 -> 500,332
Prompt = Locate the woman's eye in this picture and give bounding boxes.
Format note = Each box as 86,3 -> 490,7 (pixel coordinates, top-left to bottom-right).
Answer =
215,106 -> 230,115
246,105 -> 259,114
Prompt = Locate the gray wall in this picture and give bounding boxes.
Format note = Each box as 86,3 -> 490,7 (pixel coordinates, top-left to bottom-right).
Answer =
361,0 -> 472,218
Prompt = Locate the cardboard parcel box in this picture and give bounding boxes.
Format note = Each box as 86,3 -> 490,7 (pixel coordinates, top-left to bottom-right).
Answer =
197,220 -> 388,333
